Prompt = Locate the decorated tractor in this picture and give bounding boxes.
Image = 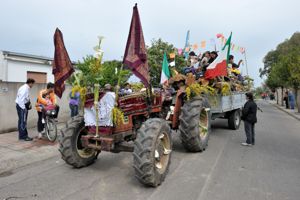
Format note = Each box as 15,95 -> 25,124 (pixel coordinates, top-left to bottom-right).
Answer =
59,76 -> 212,187
55,4 -> 249,187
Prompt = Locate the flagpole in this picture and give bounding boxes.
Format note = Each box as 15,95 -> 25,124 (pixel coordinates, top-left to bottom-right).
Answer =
243,48 -> 249,76
115,63 -> 124,103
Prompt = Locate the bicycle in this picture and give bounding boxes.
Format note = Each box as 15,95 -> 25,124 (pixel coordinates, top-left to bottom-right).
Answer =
43,106 -> 58,142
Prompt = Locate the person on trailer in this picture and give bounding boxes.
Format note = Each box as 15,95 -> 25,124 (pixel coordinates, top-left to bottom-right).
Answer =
122,83 -> 133,95
35,82 -> 59,139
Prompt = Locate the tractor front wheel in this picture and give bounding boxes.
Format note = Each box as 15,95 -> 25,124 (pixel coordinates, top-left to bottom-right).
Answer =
179,97 -> 211,152
59,115 -> 98,168
133,118 -> 172,187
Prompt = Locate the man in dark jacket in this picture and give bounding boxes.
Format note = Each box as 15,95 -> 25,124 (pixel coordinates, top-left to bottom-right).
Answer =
241,92 -> 257,146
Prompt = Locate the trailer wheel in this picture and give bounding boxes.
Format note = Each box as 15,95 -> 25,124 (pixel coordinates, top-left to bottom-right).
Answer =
228,109 -> 241,130
59,115 -> 98,168
133,118 -> 172,187
179,97 -> 211,152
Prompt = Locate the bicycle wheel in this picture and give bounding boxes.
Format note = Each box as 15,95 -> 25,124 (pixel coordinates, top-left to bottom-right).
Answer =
46,118 -> 57,142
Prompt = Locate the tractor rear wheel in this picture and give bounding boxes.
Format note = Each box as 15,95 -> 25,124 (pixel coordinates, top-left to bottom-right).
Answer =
133,118 -> 172,187
179,97 -> 211,152
59,115 -> 98,168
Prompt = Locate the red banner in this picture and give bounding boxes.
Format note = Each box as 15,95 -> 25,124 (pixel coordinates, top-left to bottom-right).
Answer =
52,28 -> 74,98
123,4 -> 150,87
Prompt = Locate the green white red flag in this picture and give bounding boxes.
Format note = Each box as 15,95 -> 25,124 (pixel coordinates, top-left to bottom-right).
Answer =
160,52 -> 171,85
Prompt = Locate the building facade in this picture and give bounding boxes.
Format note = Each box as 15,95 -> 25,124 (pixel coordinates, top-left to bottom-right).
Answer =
0,50 -> 54,83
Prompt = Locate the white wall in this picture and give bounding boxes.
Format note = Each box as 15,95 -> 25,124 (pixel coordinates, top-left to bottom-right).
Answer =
7,59 -> 54,83
0,53 -> 5,81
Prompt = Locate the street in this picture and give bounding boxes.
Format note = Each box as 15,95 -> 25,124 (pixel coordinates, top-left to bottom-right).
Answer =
0,100 -> 300,200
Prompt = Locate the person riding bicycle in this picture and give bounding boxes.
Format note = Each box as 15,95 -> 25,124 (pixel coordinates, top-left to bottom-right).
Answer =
35,82 -> 59,139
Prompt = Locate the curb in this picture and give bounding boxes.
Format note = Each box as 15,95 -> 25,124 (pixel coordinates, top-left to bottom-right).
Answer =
270,102 -> 300,121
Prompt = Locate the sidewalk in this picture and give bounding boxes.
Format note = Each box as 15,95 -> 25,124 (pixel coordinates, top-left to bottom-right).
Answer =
0,123 -> 65,176
269,100 -> 300,121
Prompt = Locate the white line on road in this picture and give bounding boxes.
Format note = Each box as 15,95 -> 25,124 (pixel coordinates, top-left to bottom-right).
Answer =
197,135 -> 229,200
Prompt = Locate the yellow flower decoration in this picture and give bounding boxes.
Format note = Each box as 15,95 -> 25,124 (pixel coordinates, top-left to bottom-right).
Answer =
112,107 -> 124,126
221,82 -> 231,96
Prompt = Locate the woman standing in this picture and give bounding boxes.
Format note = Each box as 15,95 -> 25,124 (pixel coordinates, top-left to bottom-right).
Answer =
69,88 -> 80,117
241,92 -> 257,146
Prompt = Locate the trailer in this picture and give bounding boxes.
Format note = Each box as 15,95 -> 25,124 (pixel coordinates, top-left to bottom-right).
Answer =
209,92 -> 246,130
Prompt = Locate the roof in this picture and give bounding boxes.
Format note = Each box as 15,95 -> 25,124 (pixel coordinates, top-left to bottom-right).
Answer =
1,50 -> 77,65
2,50 -> 53,61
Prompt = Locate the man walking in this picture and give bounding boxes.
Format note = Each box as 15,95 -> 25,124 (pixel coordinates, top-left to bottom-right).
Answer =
15,78 -> 35,141
241,92 -> 257,146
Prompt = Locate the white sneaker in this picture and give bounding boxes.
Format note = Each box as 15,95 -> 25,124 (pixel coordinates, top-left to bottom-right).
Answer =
241,142 -> 252,146
38,132 -> 43,139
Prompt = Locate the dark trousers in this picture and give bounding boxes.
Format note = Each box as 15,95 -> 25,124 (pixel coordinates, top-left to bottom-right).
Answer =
244,121 -> 255,145
69,104 -> 79,117
37,111 -> 44,132
285,99 -> 289,109
16,104 -> 28,139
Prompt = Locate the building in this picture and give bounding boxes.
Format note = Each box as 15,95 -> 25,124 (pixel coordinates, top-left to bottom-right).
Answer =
0,50 -> 54,83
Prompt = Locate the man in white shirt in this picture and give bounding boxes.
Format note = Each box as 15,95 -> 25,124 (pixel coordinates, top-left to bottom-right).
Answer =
83,83 -> 116,127
15,78 -> 35,141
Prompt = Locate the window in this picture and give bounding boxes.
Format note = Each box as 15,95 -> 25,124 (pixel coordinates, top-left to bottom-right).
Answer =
27,71 -> 47,84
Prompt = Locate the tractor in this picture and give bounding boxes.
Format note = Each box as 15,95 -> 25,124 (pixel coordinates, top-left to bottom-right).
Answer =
58,75 -> 211,187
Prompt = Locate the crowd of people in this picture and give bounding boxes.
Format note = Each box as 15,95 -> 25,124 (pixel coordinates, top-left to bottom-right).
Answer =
15,80 -> 60,141
182,51 -> 244,83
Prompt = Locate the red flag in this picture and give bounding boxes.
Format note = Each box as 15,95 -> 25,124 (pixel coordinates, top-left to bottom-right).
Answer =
205,33 -> 232,79
205,50 -> 227,79
52,28 -> 74,98
216,33 -> 223,38
123,4 -> 150,87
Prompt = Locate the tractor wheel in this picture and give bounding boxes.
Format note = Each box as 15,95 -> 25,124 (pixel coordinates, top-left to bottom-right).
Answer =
179,97 -> 211,152
59,115 -> 98,168
228,109 -> 241,130
133,118 -> 172,187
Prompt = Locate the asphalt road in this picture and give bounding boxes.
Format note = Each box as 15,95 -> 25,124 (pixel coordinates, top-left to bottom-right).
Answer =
1,101 -> 300,200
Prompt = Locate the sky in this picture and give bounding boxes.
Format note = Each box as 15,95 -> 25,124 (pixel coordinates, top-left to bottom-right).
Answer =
1,0 -> 300,87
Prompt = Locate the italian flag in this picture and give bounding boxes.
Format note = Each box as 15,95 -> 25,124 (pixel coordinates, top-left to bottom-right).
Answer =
205,33 -> 232,79
160,52 -> 171,85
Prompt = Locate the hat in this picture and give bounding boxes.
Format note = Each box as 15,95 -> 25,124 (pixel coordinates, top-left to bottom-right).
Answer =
104,83 -> 112,90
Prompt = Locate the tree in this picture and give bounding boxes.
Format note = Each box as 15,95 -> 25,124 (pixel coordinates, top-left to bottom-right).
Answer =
73,57 -> 131,88
262,32 -> 300,111
101,60 -> 131,87
147,38 -> 186,87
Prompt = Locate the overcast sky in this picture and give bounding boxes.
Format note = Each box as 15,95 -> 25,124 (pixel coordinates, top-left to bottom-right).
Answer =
1,0 -> 300,86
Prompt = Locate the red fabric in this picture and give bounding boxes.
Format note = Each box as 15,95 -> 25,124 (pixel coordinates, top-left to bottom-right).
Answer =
44,105 -> 56,111
87,126 -> 112,135
205,60 -> 227,79
52,28 -> 74,98
123,4 -> 150,87
216,33 -> 224,38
